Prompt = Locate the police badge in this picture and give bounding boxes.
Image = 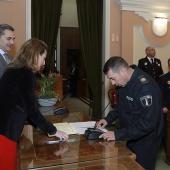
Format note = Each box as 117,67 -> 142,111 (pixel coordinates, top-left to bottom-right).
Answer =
138,76 -> 148,84
140,95 -> 152,107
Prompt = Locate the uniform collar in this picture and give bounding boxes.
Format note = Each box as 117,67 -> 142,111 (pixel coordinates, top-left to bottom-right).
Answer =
125,65 -> 138,90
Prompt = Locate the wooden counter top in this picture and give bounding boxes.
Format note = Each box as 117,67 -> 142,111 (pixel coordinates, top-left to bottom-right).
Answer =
19,112 -> 144,170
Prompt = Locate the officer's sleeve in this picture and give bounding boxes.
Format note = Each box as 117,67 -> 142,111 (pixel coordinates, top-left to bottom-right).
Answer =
158,60 -> 164,76
104,108 -> 119,125
138,59 -> 143,70
158,76 -> 166,108
115,85 -> 163,141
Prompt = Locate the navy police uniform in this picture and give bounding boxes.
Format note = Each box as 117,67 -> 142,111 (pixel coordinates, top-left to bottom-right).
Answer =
158,72 -> 170,110
138,57 -> 163,82
158,72 -> 170,151
105,65 -> 164,170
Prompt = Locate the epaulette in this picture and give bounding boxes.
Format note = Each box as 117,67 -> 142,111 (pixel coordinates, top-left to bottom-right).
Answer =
138,75 -> 148,84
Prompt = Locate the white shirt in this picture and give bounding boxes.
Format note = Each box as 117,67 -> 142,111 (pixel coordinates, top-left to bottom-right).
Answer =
0,49 -> 7,61
147,57 -> 154,64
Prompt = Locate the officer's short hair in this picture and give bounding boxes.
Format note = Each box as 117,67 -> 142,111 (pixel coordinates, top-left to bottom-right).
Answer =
0,24 -> 14,36
103,56 -> 129,74
168,58 -> 170,66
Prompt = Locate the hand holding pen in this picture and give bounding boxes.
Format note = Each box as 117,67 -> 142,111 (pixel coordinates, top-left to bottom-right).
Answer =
95,119 -> 108,129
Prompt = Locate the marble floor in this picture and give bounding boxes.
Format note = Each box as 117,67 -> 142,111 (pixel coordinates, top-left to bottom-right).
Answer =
62,95 -> 170,170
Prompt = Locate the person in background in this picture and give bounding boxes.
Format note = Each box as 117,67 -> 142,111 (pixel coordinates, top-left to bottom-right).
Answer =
96,56 -> 164,170
0,38 -> 68,170
158,58 -> 170,152
69,62 -> 80,97
138,46 -> 163,82
0,24 -> 15,77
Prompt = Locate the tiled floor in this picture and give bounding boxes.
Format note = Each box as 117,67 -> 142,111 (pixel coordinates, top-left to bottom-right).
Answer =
62,95 -> 170,170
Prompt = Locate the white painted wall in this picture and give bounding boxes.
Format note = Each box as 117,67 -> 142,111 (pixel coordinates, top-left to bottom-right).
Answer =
60,0 -> 78,27
133,26 -> 170,73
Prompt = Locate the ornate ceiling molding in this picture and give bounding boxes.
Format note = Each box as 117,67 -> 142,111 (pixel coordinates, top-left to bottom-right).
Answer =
116,0 -> 170,22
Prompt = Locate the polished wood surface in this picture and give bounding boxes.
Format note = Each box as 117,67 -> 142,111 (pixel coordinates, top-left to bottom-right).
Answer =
19,112 -> 144,170
166,111 -> 170,164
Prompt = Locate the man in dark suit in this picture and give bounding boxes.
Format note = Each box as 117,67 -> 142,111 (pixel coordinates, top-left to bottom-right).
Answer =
158,58 -> 170,152
0,24 -> 15,77
138,46 -> 163,82
69,62 -> 80,97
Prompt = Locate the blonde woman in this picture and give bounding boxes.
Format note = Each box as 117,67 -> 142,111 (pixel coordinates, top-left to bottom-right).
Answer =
0,38 -> 68,170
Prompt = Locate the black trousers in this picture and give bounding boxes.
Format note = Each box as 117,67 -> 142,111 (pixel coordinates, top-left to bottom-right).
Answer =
70,80 -> 78,97
127,138 -> 162,170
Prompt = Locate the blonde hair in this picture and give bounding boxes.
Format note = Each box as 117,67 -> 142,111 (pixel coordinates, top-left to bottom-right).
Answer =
5,38 -> 47,72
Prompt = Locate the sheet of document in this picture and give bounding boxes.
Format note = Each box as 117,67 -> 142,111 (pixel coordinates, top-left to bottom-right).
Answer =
69,121 -> 108,134
48,122 -> 78,137
69,121 -> 96,128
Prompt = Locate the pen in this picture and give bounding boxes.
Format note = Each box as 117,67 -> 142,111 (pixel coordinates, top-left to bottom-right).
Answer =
46,139 -> 76,144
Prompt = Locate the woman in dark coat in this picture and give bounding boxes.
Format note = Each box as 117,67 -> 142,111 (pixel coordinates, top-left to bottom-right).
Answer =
0,38 -> 68,170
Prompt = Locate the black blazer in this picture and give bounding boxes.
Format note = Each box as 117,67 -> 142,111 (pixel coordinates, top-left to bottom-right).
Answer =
158,72 -> 170,110
138,57 -> 163,82
0,67 -> 56,141
69,67 -> 80,81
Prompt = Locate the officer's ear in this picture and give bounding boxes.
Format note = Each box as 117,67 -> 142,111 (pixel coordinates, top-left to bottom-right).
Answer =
119,67 -> 126,77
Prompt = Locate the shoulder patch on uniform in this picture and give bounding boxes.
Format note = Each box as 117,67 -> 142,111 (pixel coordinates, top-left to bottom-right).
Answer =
156,62 -> 161,66
138,75 -> 148,84
140,95 -> 152,107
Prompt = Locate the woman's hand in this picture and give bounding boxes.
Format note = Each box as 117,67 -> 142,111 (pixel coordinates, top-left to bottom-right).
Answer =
54,130 -> 68,141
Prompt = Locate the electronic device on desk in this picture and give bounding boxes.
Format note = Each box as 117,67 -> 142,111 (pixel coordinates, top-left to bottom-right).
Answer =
53,106 -> 69,115
84,128 -> 104,140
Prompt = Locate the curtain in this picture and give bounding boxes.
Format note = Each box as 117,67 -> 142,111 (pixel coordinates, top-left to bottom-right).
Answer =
76,0 -> 103,120
31,0 -> 62,73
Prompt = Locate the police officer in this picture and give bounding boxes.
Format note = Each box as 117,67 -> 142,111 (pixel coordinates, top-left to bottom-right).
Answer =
158,58 -> 170,112
96,56 -> 164,170
138,46 -> 163,82
158,58 -> 170,152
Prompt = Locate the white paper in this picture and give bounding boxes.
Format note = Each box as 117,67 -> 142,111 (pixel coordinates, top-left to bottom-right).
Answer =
69,121 -> 96,128
69,121 -> 108,134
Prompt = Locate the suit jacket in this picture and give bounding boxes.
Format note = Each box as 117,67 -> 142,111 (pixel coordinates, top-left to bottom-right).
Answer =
0,53 -> 13,77
158,72 -> 170,110
138,56 -> 163,82
69,67 -> 80,81
0,67 -> 56,141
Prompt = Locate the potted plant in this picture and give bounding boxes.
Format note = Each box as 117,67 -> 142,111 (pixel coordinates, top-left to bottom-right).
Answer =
36,75 -> 60,106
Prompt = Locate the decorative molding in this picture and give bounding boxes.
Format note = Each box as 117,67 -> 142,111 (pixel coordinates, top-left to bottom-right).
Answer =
116,0 -> 170,22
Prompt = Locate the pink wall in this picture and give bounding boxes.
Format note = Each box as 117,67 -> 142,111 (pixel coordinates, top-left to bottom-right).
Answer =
0,0 -> 26,57
122,11 -> 170,64
110,0 -> 170,64
110,0 -> 121,57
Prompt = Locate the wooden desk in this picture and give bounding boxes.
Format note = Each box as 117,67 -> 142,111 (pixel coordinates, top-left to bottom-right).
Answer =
166,111 -> 170,164
19,112 -> 144,170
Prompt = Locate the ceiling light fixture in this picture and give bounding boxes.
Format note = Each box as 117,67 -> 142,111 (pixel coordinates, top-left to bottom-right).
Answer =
152,17 -> 168,36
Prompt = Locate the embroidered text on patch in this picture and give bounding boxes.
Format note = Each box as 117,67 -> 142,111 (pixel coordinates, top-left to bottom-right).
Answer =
126,96 -> 133,101
140,95 -> 152,107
